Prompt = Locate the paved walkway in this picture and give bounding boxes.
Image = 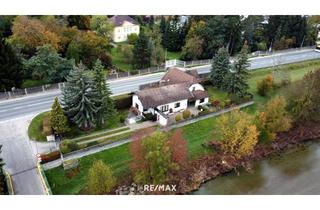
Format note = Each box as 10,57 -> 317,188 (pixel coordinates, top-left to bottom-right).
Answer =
42,102 -> 254,171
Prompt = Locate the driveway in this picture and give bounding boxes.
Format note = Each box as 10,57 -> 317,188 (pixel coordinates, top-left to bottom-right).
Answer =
0,115 -> 46,195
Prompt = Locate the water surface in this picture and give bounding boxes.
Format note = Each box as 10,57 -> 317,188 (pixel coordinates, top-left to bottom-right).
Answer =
193,140 -> 320,195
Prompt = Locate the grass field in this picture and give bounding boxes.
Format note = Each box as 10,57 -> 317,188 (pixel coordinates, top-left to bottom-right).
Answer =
45,59 -> 320,194
110,48 -> 133,71
28,112 -> 50,142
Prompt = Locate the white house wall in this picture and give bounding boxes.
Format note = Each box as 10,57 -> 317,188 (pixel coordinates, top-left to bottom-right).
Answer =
112,21 -> 140,42
189,83 -> 205,92
195,97 -> 209,107
132,95 -> 144,114
157,99 -> 188,115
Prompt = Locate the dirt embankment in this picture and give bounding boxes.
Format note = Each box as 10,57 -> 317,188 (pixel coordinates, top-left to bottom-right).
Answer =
169,122 -> 320,194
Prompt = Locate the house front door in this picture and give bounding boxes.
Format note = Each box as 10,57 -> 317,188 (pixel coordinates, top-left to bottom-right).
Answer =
169,108 -> 173,113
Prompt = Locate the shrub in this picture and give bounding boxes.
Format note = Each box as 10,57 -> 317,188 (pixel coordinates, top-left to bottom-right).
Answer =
68,141 -> 79,152
197,105 -> 203,111
211,99 -> 220,107
198,109 -> 210,116
224,99 -> 232,107
144,113 -> 157,121
219,101 -> 225,109
175,114 -> 182,122
119,116 -> 126,123
182,109 -> 191,119
86,141 -> 99,147
40,151 -> 60,164
257,74 -> 273,96
61,140 -> 79,154
127,33 -> 138,45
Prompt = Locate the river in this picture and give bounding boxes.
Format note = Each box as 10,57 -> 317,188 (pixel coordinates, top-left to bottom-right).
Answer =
193,140 -> 320,195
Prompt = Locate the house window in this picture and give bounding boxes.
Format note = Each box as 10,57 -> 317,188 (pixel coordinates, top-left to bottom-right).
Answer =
135,103 -> 139,110
161,105 -> 169,112
192,87 -> 196,91
199,98 -> 205,103
174,102 -> 180,108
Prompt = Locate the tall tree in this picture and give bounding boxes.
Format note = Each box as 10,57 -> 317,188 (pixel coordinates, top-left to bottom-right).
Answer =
67,15 -> 91,30
210,47 -> 230,89
162,16 -> 185,51
159,16 -> 166,34
24,44 -> 74,83
130,131 -> 177,185
216,109 -> 259,159
66,31 -> 111,68
132,30 -> 151,69
0,36 -> 23,90
61,63 -> 101,130
87,160 -> 116,194
224,45 -> 250,97
93,59 -> 115,127
148,25 -> 165,66
286,69 -> 320,122
90,16 -> 114,41
258,96 -> 292,142
49,97 -> 70,135
9,16 -> 61,55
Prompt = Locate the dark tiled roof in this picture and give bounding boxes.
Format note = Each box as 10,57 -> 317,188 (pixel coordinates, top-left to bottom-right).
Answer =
192,90 -> 209,100
161,68 -> 201,85
110,15 -> 139,26
137,83 -> 193,109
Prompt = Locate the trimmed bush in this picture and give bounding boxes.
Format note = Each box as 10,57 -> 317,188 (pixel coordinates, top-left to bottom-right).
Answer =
182,110 -> 191,119
211,99 -> 220,107
144,113 -> 157,121
175,114 -> 182,122
40,151 -> 60,164
197,105 -> 203,111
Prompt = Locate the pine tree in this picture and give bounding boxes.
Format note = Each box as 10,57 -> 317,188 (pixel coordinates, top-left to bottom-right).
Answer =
132,30 -> 151,69
0,36 -> 23,91
49,97 -> 70,135
61,63 -> 101,130
210,47 -> 230,89
224,45 -> 250,98
159,16 -> 166,34
93,59 -> 115,127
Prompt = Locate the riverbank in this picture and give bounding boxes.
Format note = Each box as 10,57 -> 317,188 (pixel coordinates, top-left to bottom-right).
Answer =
169,121 -> 320,194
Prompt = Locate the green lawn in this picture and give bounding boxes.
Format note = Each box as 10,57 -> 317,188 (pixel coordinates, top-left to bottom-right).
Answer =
28,109 -> 128,142
45,143 -> 131,194
28,112 -> 50,142
110,47 -> 133,71
45,59 -> 320,194
166,51 -> 182,60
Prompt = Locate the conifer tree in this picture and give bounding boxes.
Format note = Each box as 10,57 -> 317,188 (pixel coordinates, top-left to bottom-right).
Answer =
49,97 -> 70,135
224,45 -> 250,98
0,36 -> 23,90
61,63 -> 101,130
132,30 -> 151,69
210,47 -> 230,89
93,59 -> 115,127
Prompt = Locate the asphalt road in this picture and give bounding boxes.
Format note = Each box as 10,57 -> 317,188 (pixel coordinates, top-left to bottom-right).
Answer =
0,115 -> 46,194
1,49 -> 320,122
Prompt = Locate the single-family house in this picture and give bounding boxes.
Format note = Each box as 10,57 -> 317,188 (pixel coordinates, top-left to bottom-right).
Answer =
110,15 -> 140,43
131,68 -> 209,126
